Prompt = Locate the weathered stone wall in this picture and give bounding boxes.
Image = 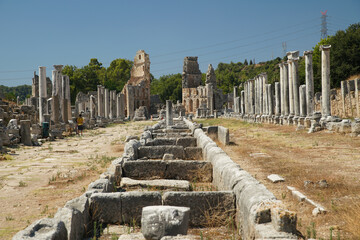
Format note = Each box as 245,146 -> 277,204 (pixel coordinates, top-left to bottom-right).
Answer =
314,79 -> 360,118
184,118 -> 298,239
122,50 -> 151,118
182,58 -> 228,115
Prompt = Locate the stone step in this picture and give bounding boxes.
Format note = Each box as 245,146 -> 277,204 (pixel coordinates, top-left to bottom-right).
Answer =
122,160 -> 212,182
120,177 -> 191,191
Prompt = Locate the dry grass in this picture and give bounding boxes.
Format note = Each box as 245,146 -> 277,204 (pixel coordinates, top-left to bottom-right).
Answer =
198,118 -> 360,239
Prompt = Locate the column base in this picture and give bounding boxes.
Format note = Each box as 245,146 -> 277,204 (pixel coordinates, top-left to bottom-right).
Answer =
287,115 -> 294,125
305,116 -> 312,128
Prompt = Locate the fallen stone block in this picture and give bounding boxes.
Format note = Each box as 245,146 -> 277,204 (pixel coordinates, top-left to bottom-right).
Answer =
123,160 -> 212,182
88,178 -> 113,192
141,206 -> 190,240
125,135 -> 140,142
164,160 -> 212,182
163,153 -> 174,160
162,191 -> 235,227
12,218 -> 67,240
138,146 -> 185,159
120,178 -> 190,191
207,126 -> 218,136
218,126 -> 229,145
255,223 -> 297,239
123,160 -> 167,179
124,139 -> 141,160
90,192 -> 122,224
146,138 -> 176,146
176,137 -> 197,148
118,233 -> 145,240
160,235 -> 199,240
267,174 -> 285,183
57,195 -> 90,240
271,208 -> 297,234
121,191 -> 162,224
184,147 -> 202,160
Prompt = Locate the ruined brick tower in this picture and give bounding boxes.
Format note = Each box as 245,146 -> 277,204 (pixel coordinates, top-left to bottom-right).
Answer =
122,50 -> 151,119
182,57 -> 226,115
182,57 -> 202,88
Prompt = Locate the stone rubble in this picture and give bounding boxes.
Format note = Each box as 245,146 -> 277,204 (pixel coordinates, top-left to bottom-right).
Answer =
14,116 -> 299,240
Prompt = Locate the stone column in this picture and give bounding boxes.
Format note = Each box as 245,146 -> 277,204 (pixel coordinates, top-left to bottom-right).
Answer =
304,51 -> 314,118
299,85 -> 307,117
51,65 -> 63,124
275,82 -> 281,116
287,53 -> 294,118
244,82 -> 248,114
263,74 -> 268,115
104,88 -> 109,118
291,52 -> 300,121
320,45 -> 332,119
279,63 -> 284,117
20,120 -> 32,146
166,100 -> 173,126
254,77 -> 258,115
341,81 -> 347,117
109,90 -> 113,119
355,78 -> 360,117
97,85 -> 102,117
61,75 -> 69,123
240,90 -> 245,114
259,74 -> 263,115
299,85 -> 307,126
126,85 -> 134,119
109,90 -> 116,119
207,84 -> 214,115
283,63 -> 289,116
250,79 -> 255,115
267,84 -> 273,116
347,80 -> 353,116
116,93 -> 120,118
90,95 -> 95,119
38,66 -> 47,124
119,93 -> 125,119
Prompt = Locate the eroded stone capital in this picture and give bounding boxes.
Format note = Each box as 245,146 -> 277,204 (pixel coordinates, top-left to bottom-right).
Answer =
320,45 -> 331,51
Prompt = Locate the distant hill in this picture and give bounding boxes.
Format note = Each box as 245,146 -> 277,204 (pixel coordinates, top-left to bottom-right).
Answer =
0,85 -> 32,103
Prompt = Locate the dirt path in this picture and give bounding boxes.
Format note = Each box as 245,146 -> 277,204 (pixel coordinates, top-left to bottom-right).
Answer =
198,119 -> 360,239
0,121 -> 153,240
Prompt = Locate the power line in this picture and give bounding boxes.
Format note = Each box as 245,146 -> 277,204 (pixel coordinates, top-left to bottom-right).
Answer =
152,30 -> 319,76
151,24 -> 320,66
151,16 -> 320,58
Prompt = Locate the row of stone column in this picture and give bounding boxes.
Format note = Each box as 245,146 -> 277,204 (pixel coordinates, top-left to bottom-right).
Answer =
233,45 -> 332,126
96,85 -> 125,119
38,65 -> 71,125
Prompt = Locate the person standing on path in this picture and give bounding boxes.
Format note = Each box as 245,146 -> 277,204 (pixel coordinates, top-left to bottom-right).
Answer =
77,114 -> 84,136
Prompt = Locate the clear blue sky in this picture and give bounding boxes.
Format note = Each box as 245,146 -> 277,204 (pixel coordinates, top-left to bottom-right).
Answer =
0,0 -> 359,87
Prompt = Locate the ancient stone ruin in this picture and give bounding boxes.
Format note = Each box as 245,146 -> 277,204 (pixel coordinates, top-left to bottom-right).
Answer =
231,45 -> 360,136
14,103 -> 299,239
182,57 -> 228,118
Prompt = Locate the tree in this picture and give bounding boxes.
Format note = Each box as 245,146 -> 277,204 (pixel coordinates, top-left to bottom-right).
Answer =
63,58 -> 133,104
105,59 -> 133,92
244,59 -> 248,65
151,74 -> 182,102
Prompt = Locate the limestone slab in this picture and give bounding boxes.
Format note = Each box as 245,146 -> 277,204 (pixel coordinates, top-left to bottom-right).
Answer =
138,146 -> 184,159
120,178 -> 190,191
141,206 -> 190,239
267,174 -> 285,183
162,191 -> 235,227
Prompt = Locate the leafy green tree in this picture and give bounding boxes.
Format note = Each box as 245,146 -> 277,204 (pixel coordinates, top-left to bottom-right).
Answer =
105,59 -> 133,92
151,74 -> 182,102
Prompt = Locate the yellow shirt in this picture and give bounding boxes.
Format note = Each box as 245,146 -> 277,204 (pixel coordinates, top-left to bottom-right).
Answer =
77,117 -> 84,126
